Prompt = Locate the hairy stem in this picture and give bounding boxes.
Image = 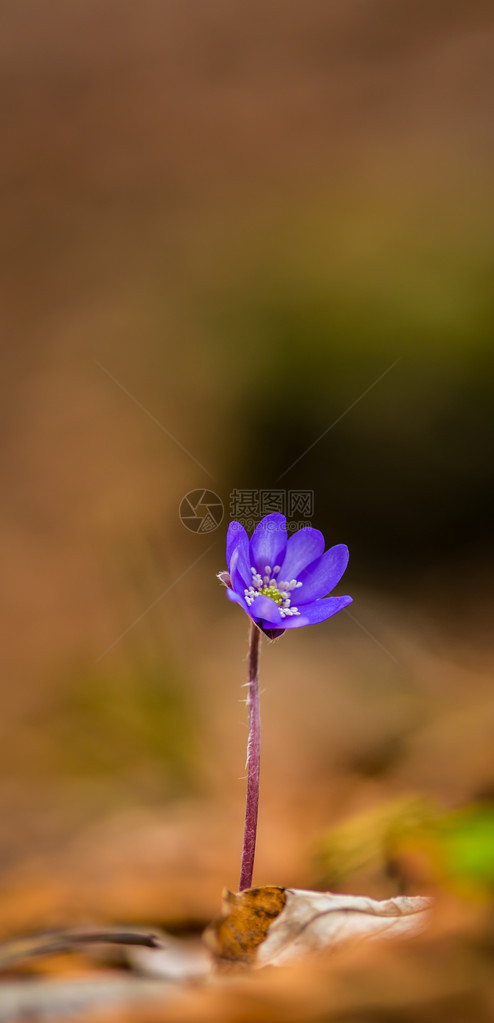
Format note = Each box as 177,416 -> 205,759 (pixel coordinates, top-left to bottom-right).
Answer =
239,620 -> 261,891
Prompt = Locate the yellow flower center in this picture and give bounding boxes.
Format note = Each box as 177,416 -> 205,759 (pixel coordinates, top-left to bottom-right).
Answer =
243,565 -> 303,619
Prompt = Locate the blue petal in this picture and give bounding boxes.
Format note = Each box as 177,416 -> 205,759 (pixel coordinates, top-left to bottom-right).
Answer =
296,545 -> 349,604
249,514 -> 287,574
227,521 -> 249,573
226,587 -> 250,614
278,528 -> 325,582
281,594 -> 352,628
230,544 -> 251,591
248,594 -> 284,627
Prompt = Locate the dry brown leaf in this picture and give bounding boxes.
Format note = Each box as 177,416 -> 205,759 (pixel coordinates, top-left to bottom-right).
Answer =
204,887 -> 287,968
206,887 -> 432,968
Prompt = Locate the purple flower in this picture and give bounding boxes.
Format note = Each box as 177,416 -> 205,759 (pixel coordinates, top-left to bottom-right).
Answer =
219,513 -> 352,638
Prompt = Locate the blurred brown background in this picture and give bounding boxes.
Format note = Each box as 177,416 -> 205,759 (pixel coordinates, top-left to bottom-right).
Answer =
1,0 -> 493,963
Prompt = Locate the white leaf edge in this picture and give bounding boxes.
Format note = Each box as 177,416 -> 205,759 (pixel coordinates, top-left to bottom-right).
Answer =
256,889 -> 433,967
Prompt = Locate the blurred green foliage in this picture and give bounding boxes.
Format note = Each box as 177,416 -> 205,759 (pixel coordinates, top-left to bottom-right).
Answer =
316,796 -> 494,897
436,806 -> 494,891
315,794 -> 435,889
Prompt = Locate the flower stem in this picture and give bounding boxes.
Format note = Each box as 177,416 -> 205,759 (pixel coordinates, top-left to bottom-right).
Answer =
239,620 -> 261,891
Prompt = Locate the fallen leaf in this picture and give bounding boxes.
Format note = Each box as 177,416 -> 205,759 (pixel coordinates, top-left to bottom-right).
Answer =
206,887 -> 432,967
204,887 -> 287,967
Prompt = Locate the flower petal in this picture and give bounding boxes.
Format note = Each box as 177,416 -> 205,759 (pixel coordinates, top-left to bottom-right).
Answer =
230,544 -> 252,591
278,528 -> 325,582
296,545 -> 349,604
249,594 -> 284,627
227,522 -> 249,573
281,594 -> 352,628
226,588 -> 249,613
249,514 -> 287,574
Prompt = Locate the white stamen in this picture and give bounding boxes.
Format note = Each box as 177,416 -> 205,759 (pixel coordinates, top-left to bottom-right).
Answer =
244,564 -> 302,618
280,606 -> 300,618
